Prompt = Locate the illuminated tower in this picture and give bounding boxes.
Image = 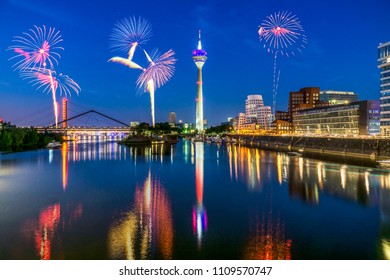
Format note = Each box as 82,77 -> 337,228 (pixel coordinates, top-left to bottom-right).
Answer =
62,97 -> 68,128
192,30 -> 207,133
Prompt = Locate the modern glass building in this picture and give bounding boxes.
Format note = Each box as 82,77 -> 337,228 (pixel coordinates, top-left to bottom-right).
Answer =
320,90 -> 358,105
288,87 -> 321,122
379,41 -> 390,135
294,100 -> 380,136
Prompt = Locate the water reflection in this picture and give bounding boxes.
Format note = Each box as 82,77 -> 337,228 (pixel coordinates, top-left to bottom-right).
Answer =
2,140 -> 390,259
62,140 -> 127,162
227,145 -> 264,189
288,157 -> 319,204
183,139 -> 191,163
21,203 -> 60,260
20,202 -> 83,260
62,142 -> 68,190
224,144 -> 390,259
380,185 -> 390,260
127,144 -> 173,163
227,143 -> 383,205
244,213 -> 292,260
192,142 -> 207,248
59,141 -> 128,192
108,170 -> 173,259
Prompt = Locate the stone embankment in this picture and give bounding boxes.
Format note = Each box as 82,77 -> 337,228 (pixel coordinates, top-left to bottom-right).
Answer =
230,135 -> 390,161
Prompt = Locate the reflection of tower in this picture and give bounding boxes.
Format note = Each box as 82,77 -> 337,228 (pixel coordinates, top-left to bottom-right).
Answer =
62,97 -> 68,128
192,30 -> 207,133
108,170 -> 173,259
192,142 -> 207,247
62,142 -> 68,191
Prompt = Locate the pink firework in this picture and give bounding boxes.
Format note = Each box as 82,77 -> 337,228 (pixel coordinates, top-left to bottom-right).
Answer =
258,11 -> 307,57
137,49 -> 176,91
21,68 -> 80,97
258,11 -> 307,116
21,67 -> 80,127
109,16 -> 152,54
8,25 -> 63,70
108,16 -> 175,127
136,49 -> 176,127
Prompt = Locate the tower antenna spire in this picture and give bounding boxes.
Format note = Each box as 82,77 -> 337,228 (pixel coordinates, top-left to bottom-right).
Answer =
197,30 -> 202,50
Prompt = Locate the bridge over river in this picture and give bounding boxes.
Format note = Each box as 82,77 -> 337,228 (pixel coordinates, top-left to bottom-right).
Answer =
34,106 -> 133,141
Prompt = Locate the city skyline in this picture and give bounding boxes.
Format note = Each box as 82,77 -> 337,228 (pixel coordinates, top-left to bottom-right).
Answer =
0,0 -> 389,126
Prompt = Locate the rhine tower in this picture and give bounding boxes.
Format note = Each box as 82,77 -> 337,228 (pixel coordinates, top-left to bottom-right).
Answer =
192,30 -> 207,133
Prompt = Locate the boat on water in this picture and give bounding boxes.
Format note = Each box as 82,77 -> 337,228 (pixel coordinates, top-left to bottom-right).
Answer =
191,136 -> 204,142
377,159 -> 390,167
46,141 -> 62,149
287,152 -> 302,157
120,134 -> 179,146
162,134 -> 179,144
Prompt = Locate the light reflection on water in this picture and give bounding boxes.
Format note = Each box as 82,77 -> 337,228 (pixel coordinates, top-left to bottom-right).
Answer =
244,212 -> 292,260
0,139 -> 390,259
108,170 -> 173,260
193,142 -> 207,249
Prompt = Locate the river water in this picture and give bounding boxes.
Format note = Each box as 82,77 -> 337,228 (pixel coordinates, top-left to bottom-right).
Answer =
0,140 -> 389,260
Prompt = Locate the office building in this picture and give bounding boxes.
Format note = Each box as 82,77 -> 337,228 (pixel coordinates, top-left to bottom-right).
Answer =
320,90 -> 358,105
275,110 -> 289,121
288,87 -> 322,122
294,100 -> 380,136
378,41 -> 390,135
271,120 -> 292,134
168,111 -> 177,125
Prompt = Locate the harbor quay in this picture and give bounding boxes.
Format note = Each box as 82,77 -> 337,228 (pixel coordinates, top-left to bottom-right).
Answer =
229,134 -> 390,161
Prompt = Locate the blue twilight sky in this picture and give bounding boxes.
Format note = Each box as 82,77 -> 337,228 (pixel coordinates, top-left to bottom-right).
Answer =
0,0 -> 389,126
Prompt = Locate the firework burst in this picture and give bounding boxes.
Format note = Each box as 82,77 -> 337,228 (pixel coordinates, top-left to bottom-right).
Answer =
8,25 -> 80,128
8,25 -> 63,71
258,11 -> 307,57
258,11 -> 307,116
109,17 -> 176,127
109,16 -> 152,54
109,17 -> 152,71
21,68 -> 80,97
21,68 -> 80,127
136,49 -> 176,127
137,49 -> 176,90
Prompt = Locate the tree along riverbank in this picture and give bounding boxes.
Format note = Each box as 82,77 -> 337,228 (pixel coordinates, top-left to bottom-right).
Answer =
0,123 -> 63,152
